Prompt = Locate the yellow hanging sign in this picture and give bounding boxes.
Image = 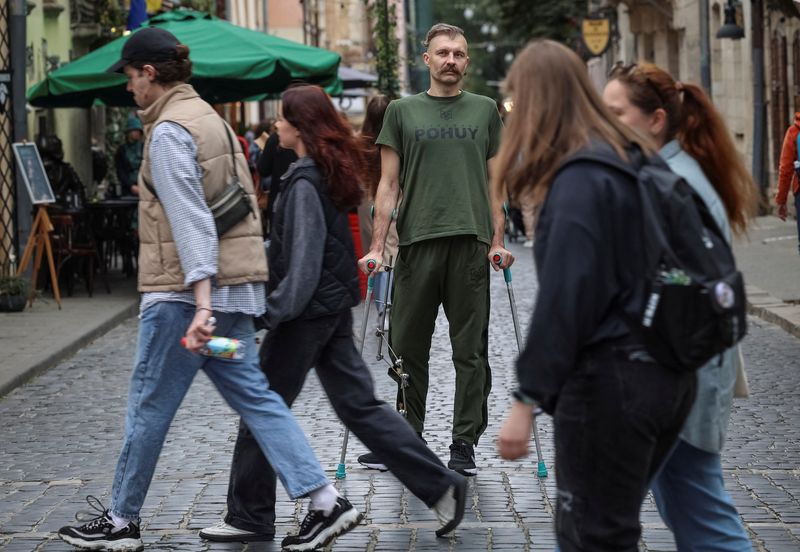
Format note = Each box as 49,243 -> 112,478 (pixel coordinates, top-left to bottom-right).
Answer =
581,17 -> 611,57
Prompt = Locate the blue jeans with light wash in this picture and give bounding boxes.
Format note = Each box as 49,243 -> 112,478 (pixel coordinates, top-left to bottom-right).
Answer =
109,301 -> 329,521
651,439 -> 753,551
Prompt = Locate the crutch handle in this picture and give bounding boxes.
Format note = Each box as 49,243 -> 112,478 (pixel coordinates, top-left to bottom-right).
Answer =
366,259 -> 377,272
493,254 -> 513,284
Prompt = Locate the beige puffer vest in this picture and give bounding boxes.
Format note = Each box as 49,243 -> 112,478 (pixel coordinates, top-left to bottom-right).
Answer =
137,84 -> 267,292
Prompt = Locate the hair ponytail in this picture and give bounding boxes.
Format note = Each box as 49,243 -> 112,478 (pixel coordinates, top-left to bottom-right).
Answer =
676,83 -> 755,235
610,63 -> 755,236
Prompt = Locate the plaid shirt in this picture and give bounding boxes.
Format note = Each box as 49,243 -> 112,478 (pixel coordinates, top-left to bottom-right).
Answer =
139,122 -> 266,316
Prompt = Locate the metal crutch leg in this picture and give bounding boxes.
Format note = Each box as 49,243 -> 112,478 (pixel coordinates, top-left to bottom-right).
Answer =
493,254 -> 548,478
336,259 -> 377,479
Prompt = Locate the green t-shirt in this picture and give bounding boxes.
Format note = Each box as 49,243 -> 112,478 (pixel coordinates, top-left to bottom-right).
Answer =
376,91 -> 503,246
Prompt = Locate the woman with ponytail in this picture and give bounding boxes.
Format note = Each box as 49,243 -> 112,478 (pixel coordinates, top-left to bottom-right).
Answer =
604,62 -> 755,551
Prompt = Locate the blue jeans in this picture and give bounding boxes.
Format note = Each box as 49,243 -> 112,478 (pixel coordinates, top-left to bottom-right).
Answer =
651,439 -> 752,551
110,301 -> 329,521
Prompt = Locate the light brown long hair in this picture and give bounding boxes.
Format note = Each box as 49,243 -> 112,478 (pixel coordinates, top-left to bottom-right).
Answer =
608,62 -> 755,235
493,40 -> 648,209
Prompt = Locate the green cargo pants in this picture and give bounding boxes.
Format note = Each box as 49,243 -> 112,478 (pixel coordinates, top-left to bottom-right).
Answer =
389,235 -> 492,444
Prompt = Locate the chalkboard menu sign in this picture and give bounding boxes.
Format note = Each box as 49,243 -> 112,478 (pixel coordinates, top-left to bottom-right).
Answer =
12,142 -> 55,204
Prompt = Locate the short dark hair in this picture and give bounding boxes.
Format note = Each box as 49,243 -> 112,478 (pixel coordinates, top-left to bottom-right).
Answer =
423,23 -> 466,49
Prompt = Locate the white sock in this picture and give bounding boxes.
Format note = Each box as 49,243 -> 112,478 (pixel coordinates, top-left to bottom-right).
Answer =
308,484 -> 340,514
109,511 -> 130,529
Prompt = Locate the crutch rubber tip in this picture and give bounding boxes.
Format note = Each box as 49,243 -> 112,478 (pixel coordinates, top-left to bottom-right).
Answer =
335,463 -> 347,479
537,461 -> 548,478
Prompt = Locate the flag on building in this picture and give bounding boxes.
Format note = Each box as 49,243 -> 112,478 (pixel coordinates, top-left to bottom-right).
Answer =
127,0 -> 148,30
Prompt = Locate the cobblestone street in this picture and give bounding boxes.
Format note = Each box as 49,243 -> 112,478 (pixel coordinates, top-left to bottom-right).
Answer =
1,244 -> 799,551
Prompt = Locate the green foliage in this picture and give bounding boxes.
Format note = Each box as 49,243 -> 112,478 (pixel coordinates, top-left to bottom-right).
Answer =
0,276 -> 29,297
366,0 -> 401,98
497,0 -> 588,45
98,0 -> 126,33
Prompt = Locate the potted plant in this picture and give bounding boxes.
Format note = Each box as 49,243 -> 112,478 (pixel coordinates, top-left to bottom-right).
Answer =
0,275 -> 29,312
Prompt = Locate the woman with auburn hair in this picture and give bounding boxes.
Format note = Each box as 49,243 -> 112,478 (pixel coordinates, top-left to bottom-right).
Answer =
603,62 -> 755,551
202,85 -> 467,549
495,40 -> 696,551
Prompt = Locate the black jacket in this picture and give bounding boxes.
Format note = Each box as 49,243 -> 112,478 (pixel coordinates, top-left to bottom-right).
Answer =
516,144 -> 648,414
267,158 -> 360,325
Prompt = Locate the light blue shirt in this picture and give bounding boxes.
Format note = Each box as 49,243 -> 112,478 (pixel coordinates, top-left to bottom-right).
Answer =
660,139 -> 737,454
139,122 -> 266,316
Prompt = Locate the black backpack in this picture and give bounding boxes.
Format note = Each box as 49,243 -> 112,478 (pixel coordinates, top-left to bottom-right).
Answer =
562,145 -> 747,372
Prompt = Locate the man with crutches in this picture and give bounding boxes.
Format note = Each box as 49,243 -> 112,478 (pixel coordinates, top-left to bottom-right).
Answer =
357,23 -> 513,476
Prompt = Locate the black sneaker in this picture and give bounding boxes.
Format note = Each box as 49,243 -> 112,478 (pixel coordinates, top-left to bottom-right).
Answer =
357,451 -> 388,471
281,497 -> 362,551
448,440 -> 477,476
58,496 -> 143,551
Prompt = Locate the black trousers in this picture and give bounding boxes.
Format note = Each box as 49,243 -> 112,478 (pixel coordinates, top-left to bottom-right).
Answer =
554,347 -> 696,552
224,310 -> 455,533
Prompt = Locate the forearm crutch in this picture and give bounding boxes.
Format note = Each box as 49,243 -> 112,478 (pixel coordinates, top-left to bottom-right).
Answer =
493,254 -> 548,479
336,259 -> 377,479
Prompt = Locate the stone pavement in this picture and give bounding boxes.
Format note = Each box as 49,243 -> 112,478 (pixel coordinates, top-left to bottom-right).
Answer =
0,273 -> 139,397
1,240 -> 799,551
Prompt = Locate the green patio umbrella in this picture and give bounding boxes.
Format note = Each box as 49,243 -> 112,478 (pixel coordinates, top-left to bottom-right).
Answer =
27,9 -> 342,108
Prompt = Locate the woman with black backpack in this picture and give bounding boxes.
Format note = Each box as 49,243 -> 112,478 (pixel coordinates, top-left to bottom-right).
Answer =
603,62 -> 755,551
494,40 -> 697,551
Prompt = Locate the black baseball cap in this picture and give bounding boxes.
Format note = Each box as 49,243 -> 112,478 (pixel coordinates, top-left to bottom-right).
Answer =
107,27 -> 181,73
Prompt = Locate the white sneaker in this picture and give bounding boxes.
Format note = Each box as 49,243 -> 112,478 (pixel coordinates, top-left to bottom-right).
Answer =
199,520 -> 274,542
432,477 -> 467,537
523,239 -> 534,248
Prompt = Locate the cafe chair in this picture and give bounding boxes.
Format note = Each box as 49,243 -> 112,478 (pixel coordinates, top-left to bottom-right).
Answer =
50,214 -> 110,297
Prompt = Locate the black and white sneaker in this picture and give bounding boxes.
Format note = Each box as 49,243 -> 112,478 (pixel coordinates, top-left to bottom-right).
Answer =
58,496 -> 143,551
281,497 -> 362,551
357,451 -> 388,471
448,440 -> 478,476
433,476 -> 467,537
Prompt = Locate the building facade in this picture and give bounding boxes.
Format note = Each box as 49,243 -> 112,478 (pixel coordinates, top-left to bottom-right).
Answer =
604,0 -> 800,204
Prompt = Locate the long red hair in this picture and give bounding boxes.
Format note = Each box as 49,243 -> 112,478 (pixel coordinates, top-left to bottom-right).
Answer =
281,85 -> 365,209
609,62 -> 755,235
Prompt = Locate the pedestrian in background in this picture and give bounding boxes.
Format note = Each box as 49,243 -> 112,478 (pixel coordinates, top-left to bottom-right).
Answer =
257,121 -> 298,235
358,23 -> 513,476
775,112 -> 800,255
113,115 -> 144,196
356,94 -> 398,328
603,61 -> 755,551
496,40 -> 696,551
57,28 -> 358,552
200,84 -> 466,546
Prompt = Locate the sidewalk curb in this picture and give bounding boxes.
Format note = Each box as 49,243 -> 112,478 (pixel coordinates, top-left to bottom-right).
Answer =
0,301 -> 139,398
746,285 -> 800,340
